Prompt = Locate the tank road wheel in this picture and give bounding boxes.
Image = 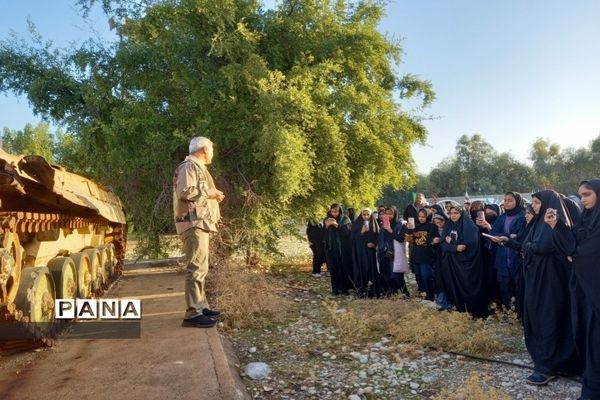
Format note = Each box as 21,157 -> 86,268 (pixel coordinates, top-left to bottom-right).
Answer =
0,232 -> 23,304
84,249 -> 102,293
71,252 -> 92,299
104,243 -> 116,278
97,246 -> 111,286
13,267 -> 55,323
47,257 -> 77,300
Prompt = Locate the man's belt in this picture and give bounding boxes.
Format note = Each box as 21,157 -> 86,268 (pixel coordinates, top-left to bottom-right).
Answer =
175,214 -> 191,222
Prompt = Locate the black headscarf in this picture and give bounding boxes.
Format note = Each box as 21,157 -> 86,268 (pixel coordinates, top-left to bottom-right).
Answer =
352,209 -> 380,234
385,206 -> 402,228
575,179 -> 600,256
325,203 -> 352,256
430,203 -> 447,220
347,207 -> 357,222
442,207 -> 480,256
417,208 -> 432,224
484,204 -> 500,225
560,194 -> 583,227
504,191 -> 525,216
525,190 -> 572,254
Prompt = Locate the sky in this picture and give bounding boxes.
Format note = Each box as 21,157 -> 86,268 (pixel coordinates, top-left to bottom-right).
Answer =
1,0 -> 600,173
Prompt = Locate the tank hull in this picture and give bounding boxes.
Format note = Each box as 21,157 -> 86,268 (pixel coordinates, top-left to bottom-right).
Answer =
0,149 -> 127,346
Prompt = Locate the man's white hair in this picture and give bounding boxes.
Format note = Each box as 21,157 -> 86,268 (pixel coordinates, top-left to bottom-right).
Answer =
189,136 -> 212,155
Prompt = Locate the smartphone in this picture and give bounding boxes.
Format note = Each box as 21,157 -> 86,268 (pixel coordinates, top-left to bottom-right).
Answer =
477,210 -> 485,220
363,220 -> 369,228
382,215 -> 390,229
408,217 -> 415,229
450,230 -> 458,241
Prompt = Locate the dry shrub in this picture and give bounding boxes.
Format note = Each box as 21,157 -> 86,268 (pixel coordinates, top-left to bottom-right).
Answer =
323,298 -> 413,345
323,297 -> 504,356
389,307 -> 504,355
435,372 -> 511,400
211,264 -> 291,330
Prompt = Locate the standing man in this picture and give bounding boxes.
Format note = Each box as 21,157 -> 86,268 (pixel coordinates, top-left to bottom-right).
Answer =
173,137 -> 225,328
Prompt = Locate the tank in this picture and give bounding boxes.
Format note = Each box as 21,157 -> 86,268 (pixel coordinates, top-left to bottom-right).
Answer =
0,149 -> 127,345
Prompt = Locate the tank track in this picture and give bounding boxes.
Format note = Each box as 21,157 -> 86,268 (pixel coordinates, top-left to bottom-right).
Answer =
0,211 -> 126,351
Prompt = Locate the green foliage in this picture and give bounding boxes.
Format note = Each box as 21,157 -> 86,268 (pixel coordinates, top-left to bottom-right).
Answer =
0,0 -> 433,258
2,122 -> 55,161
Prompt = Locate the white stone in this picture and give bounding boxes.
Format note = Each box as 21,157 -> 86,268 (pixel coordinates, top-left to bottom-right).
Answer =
359,371 -> 368,379
348,395 -> 361,400
244,362 -> 271,380
322,352 -> 331,358
248,347 -> 257,353
409,382 -> 420,390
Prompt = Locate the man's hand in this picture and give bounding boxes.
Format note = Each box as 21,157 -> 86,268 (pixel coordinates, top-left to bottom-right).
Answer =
456,244 -> 466,252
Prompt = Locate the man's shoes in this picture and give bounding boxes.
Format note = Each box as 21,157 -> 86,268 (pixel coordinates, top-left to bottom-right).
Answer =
202,308 -> 222,317
181,314 -> 217,328
525,373 -> 556,385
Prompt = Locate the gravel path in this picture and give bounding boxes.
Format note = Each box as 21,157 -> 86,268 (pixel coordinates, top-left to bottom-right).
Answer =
227,269 -> 583,400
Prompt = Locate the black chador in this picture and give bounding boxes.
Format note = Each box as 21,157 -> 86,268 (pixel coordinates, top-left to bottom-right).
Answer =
553,180 -> 600,399
440,209 -> 488,318
522,190 -> 579,378
351,212 -> 379,298
323,205 -> 353,295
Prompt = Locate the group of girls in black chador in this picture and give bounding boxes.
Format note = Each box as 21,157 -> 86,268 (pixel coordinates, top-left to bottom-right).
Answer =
306,181 -> 600,399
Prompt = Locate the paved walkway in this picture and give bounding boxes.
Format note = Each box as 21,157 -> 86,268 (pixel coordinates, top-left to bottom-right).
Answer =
0,264 -> 248,400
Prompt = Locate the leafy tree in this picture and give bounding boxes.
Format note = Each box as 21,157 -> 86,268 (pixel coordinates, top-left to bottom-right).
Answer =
0,0 -> 434,258
529,138 -> 562,189
1,122 -> 55,161
454,134 -> 495,193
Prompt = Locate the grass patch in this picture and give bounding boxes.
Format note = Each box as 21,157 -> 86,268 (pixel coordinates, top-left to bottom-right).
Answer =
389,307 -> 505,355
434,372 -> 511,400
211,263 -> 292,330
324,297 -> 505,356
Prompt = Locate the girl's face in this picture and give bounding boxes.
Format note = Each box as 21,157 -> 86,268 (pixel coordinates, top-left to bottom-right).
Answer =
361,211 -> 371,220
330,207 -> 340,218
448,208 -> 461,223
385,209 -> 394,219
503,195 -> 516,211
418,212 -> 427,224
525,211 -> 534,224
531,197 -> 542,215
579,185 -> 597,210
434,219 -> 445,229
